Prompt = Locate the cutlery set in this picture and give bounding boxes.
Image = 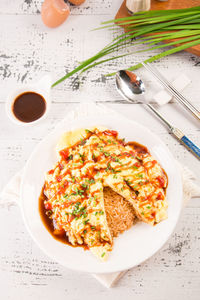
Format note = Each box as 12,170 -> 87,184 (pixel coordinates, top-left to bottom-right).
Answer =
116,63 -> 200,159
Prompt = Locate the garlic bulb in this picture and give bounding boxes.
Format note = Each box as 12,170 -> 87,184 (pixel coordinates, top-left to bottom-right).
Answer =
126,0 -> 150,13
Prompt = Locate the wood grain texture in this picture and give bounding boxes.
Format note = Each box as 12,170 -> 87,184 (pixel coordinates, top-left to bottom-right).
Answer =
0,0 -> 200,299
116,0 -> 200,56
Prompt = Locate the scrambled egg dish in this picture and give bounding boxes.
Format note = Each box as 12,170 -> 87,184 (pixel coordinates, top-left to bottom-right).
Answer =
41,127 -> 168,261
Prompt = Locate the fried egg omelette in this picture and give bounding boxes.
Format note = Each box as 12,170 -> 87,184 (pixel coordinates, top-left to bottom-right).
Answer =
42,127 -> 168,261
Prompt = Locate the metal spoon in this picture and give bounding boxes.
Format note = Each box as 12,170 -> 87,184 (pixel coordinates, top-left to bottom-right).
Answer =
116,70 -> 200,160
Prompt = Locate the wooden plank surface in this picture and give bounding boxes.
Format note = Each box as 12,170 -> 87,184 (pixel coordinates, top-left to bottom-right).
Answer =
0,1 -> 200,299
116,0 -> 200,56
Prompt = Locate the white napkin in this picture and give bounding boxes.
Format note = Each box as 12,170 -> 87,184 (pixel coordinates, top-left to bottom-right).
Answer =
1,103 -> 200,288
152,73 -> 191,106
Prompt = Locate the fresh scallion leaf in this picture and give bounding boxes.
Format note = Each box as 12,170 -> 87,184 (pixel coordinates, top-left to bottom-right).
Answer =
51,7 -> 200,87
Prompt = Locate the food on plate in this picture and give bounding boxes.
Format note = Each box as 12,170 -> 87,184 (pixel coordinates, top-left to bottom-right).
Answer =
40,127 -> 168,261
41,0 -> 70,28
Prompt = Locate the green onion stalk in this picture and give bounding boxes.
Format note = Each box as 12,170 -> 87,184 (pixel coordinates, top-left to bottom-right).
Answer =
52,6 -> 200,87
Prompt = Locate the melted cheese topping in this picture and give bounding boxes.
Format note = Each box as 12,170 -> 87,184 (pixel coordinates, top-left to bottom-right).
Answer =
44,128 -> 168,260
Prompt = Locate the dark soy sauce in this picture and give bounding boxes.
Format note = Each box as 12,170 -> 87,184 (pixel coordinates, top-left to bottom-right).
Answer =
39,186 -> 88,249
12,92 -> 46,123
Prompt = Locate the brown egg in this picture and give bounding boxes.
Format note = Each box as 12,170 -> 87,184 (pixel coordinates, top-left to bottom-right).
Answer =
68,0 -> 86,5
41,0 -> 70,28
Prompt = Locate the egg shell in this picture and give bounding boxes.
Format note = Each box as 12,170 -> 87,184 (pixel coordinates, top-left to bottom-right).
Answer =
41,0 -> 70,28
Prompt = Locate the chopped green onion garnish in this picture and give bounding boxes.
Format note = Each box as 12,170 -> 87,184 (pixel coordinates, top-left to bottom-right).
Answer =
136,156 -> 142,161
103,151 -> 110,157
136,174 -> 143,178
81,183 -> 87,188
85,129 -> 92,133
83,219 -> 89,225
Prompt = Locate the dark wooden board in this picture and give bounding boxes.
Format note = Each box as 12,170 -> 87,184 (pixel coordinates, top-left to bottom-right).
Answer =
115,0 -> 200,56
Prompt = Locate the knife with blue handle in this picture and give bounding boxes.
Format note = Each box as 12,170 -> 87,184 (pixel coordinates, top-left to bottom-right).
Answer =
146,103 -> 200,160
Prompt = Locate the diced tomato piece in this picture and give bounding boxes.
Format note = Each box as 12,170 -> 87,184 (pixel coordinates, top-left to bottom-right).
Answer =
56,175 -> 62,182
45,201 -> 52,210
134,162 -> 140,168
156,191 -> 164,200
103,130 -> 118,137
59,148 -> 69,160
48,169 -> 54,175
83,244 -> 89,251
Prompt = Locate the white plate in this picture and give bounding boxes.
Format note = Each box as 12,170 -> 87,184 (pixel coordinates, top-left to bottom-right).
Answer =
20,113 -> 182,274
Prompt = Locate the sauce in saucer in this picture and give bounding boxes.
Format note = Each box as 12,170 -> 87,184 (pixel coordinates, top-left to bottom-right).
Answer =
12,91 -> 46,123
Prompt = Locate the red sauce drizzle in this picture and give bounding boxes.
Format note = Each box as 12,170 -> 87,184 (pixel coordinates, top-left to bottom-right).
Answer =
103,130 -> 118,137
39,132 -> 168,247
48,169 -> 54,175
157,176 -> 166,188
59,149 -> 69,160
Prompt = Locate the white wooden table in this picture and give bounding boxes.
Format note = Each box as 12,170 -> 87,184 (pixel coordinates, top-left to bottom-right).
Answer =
0,1 -> 200,299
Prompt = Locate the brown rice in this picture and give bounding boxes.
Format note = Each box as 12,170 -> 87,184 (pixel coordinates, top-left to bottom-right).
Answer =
104,187 -> 137,238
